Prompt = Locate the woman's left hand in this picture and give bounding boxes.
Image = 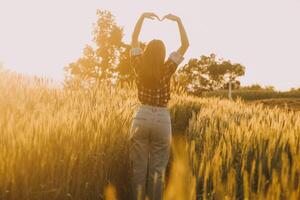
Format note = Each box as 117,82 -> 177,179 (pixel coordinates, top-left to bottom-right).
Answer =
161,14 -> 181,22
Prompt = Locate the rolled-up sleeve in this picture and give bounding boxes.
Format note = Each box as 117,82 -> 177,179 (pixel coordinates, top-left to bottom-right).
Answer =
163,51 -> 184,80
168,51 -> 184,65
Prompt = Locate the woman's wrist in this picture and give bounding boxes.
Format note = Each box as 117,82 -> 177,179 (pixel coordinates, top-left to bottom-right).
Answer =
139,15 -> 145,22
138,14 -> 146,23
176,17 -> 182,24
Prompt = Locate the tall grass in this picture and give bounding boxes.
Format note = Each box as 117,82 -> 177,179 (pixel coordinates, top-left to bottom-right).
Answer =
1,71 -> 136,199
203,90 -> 300,101
1,70 -> 300,199
186,99 -> 300,199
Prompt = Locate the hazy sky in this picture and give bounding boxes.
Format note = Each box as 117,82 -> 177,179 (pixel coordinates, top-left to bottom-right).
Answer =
0,0 -> 299,90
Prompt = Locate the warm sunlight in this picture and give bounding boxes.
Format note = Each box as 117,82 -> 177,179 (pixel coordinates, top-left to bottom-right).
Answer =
1,0 -> 300,90
1,1 -> 300,200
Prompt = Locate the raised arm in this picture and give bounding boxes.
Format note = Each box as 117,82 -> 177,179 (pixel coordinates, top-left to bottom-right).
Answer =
131,12 -> 160,48
162,14 -> 190,56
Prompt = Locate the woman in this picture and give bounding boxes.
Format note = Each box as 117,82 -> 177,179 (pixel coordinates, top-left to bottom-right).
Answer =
130,12 -> 189,200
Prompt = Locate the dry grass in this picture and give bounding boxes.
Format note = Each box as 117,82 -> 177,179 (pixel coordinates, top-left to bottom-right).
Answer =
186,99 -> 300,199
1,70 -> 300,200
252,98 -> 300,111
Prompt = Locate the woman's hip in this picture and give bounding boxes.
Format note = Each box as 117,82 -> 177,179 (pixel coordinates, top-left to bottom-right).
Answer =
130,104 -> 172,137
134,104 -> 171,120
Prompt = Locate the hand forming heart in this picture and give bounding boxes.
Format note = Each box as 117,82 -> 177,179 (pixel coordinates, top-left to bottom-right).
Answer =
142,12 -> 181,22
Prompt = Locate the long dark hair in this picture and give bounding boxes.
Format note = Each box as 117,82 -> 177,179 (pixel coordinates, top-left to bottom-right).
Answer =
140,39 -> 166,89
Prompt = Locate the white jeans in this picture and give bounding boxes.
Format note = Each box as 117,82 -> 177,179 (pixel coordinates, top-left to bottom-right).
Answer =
130,104 -> 172,200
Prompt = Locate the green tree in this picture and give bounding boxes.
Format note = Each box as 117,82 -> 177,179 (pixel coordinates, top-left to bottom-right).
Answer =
240,84 -> 275,91
115,42 -> 146,85
175,54 -> 245,95
64,10 -> 125,89
290,87 -> 300,92
240,84 -> 263,90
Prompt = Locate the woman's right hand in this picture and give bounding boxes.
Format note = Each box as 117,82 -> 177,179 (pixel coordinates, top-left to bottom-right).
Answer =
141,12 -> 160,20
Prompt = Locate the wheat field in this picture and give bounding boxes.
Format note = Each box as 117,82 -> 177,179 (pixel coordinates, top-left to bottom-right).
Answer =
1,70 -> 300,200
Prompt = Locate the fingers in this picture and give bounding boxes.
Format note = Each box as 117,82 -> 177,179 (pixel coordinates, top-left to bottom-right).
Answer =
154,15 -> 161,21
151,13 -> 160,20
161,14 -> 170,21
142,12 -> 152,19
142,12 -> 161,20
141,12 -> 179,21
162,14 -> 175,21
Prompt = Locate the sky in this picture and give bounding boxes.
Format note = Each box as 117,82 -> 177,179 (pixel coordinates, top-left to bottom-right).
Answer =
0,0 -> 299,91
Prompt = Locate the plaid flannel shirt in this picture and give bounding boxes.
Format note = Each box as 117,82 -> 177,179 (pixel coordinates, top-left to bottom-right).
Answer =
130,47 -> 184,107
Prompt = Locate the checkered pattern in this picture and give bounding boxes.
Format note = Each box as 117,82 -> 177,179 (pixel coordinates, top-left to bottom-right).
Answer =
130,48 -> 184,107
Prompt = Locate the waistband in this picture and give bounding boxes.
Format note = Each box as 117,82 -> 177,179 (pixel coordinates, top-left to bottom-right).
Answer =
139,104 -> 169,112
